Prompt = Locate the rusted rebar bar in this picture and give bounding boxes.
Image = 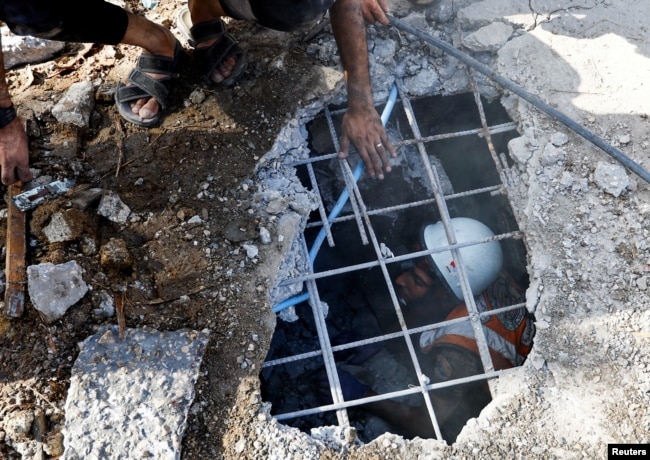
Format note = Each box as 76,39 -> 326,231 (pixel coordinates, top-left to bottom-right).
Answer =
4,183 -> 26,318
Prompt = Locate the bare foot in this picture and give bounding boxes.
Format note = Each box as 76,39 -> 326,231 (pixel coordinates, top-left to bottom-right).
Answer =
129,29 -> 179,121
196,38 -> 237,85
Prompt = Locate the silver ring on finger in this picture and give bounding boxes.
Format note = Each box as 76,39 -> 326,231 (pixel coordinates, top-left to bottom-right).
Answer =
376,143 -> 383,148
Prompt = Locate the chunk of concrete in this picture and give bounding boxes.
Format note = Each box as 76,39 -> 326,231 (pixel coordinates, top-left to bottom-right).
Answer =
457,1 -> 533,29
508,136 -> 533,165
426,0 -> 456,23
540,143 -> 566,167
462,22 -> 514,52
403,67 -> 441,97
98,192 -> 131,224
1,26 -> 65,69
63,326 -> 209,459
593,162 -> 631,197
41,209 -> 88,243
51,81 -> 95,128
27,261 -> 89,323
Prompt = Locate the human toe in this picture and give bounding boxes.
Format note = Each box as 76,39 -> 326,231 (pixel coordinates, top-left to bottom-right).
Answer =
131,99 -> 145,115
138,98 -> 160,120
208,57 -> 236,84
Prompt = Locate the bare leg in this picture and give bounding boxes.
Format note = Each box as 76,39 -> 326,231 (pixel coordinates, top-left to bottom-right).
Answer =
188,0 -> 227,22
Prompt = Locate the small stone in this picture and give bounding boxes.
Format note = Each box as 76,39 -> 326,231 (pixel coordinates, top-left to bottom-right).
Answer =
43,431 -> 64,456
243,244 -> 258,259
27,261 -> 89,323
235,438 -> 246,453
98,192 -> 131,224
4,411 -> 34,438
259,227 -> 272,245
99,238 -> 134,271
97,329 -> 116,344
550,132 -> 569,147
593,162 -> 631,197
188,88 -> 207,104
540,143 -> 565,166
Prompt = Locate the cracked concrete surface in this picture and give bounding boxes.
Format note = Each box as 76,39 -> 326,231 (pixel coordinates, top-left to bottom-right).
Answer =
229,0 -> 650,458
1,0 -> 648,458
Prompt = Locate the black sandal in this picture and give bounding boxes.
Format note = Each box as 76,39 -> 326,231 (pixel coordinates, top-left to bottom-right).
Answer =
189,18 -> 249,87
114,39 -> 185,127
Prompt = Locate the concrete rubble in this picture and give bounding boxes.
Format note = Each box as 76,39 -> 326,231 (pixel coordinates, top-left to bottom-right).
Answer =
0,0 -> 648,459
27,261 -> 89,324
224,0 -> 650,458
1,26 -> 65,69
97,192 -> 132,224
51,81 -> 95,128
63,326 -> 209,459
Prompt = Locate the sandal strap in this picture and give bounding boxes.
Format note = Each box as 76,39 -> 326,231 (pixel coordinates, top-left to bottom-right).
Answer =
137,54 -> 179,76
190,18 -> 226,44
116,69 -> 170,110
136,41 -> 184,76
203,33 -> 243,78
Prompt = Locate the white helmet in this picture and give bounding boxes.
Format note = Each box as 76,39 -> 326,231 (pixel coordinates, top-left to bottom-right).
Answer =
422,217 -> 503,300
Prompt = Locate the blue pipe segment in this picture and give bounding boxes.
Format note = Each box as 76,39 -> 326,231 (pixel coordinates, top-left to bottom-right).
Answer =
273,84 -> 399,313
309,84 -> 399,261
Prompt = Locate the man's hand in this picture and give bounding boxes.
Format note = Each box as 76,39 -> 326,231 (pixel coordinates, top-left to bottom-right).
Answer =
339,105 -> 396,179
0,117 -> 33,185
1,36 -> 33,186
330,0 -> 397,179
359,0 -> 390,25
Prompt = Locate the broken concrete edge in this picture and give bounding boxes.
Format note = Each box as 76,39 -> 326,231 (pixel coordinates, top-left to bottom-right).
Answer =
62,325 -> 210,458
0,26 -> 66,70
27,260 -> 89,324
228,17 -> 642,455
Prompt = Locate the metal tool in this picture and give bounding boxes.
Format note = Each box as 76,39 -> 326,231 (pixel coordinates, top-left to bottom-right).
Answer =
12,179 -> 75,212
4,183 -> 26,317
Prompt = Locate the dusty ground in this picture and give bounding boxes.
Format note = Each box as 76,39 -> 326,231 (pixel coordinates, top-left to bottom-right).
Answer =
0,0 -> 309,457
1,0 -> 650,459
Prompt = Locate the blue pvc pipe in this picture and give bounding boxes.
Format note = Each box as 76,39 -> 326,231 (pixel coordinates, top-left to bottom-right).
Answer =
273,84 -> 399,313
273,292 -> 310,313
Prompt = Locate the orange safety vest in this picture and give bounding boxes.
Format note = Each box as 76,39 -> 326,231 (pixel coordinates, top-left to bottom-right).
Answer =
419,272 -> 535,370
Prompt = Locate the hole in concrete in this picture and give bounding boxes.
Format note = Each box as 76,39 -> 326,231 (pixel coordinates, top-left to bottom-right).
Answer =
261,91 -> 536,444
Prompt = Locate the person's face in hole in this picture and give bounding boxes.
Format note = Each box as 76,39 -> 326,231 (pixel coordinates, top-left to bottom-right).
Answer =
395,264 -> 435,306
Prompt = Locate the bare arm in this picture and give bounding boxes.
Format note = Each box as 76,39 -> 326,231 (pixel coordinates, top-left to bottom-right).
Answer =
329,0 -> 396,179
0,36 -> 32,185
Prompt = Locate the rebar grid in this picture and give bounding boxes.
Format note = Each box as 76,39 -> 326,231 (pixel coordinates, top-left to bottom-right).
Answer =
275,230 -> 523,288
265,78 -> 526,440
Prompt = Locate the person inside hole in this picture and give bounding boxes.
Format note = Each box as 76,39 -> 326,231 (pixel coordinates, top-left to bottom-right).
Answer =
334,217 -> 536,442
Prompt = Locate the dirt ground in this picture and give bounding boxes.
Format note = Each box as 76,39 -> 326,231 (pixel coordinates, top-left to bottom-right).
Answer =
0,0 -> 317,457
2,0 -> 650,459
